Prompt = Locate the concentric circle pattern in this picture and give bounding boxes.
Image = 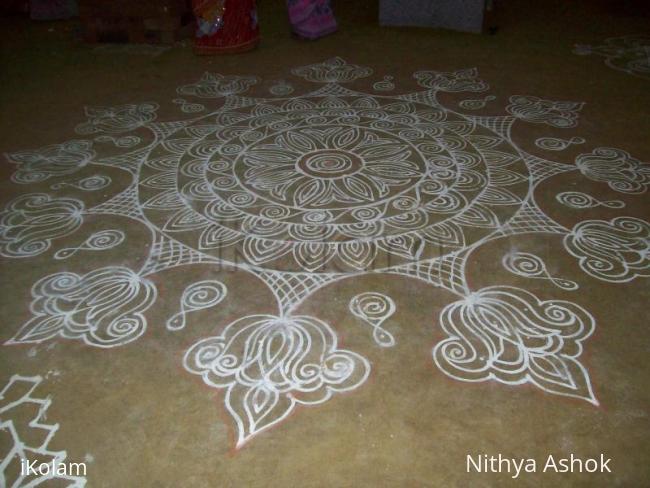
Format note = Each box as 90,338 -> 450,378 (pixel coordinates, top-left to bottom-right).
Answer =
5,57 -> 648,453
139,95 -> 529,272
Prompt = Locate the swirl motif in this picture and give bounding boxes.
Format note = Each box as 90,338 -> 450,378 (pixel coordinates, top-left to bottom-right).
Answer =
433,286 -> 597,404
502,252 -> 578,290
177,73 -> 258,98
51,174 -> 112,191
183,314 -> 370,447
75,103 -> 158,134
7,266 -> 156,347
573,35 -> 650,80
373,76 -> 395,92
260,205 -> 291,219
351,207 -> 383,221
349,292 -> 397,347
628,45 -> 650,74
576,147 -> 650,194
54,229 -> 125,260
291,57 -> 372,83
506,95 -> 584,128
94,135 -> 141,148
414,68 -> 488,92
145,95 -> 528,274
6,140 -> 95,184
172,98 -> 205,113
302,210 -> 333,223
2,59 -> 627,451
0,194 -> 84,258
242,126 -> 420,209
459,95 -> 496,110
269,80 -> 294,96
564,217 -> 650,282
556,191 -> 624,209
535,136 -> 585,151
167,280 -> 227,330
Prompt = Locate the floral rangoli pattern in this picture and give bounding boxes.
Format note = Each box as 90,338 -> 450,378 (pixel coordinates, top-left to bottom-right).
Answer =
574,35 -> 650,80
2,57 -> 649,449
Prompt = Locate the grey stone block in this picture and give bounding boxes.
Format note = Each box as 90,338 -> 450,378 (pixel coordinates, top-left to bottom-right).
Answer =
379,0 -> 485,33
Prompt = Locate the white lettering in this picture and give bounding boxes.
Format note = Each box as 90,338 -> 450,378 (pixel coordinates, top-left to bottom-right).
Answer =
525,459 -> 536,474
600,454 -> 612,472
511,458 -> 524,479
498,454 -> 511,473
467,454 -> 482,473
544,454 -> 558,473
68,462 -> 87,476
20,459 -> 87,477
470,453 -> 612,476
570,453 -> 583,472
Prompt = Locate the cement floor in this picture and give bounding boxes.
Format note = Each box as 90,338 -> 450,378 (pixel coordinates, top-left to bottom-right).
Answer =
0,1 -> 649,486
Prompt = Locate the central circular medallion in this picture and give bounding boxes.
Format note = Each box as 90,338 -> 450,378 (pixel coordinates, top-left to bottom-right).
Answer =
139,96 -> 530,273
297,150 -> 362,178
238,125 -> 427,210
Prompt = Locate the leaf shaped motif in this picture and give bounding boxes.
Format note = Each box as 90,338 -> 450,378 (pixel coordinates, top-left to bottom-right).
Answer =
433,286 -> 598,405
338,241 -> 377,270
163,208 -> 209,232
184,314 -> 370,447
200,225 -> 243,248
293,242 -> 336,272
243,237 -> 293,265
377,234 -> 424,261
454,204 -> 500,228
8,267 -> 156,348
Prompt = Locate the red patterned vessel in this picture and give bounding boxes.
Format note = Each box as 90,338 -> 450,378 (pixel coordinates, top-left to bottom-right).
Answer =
192,0 -> 259,54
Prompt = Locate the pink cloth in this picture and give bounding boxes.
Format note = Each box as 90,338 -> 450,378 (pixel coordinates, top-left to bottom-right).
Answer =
287,0 -> 337,39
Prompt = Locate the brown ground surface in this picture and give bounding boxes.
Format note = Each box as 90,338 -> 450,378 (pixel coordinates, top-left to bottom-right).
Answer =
0,1 -> 649,487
